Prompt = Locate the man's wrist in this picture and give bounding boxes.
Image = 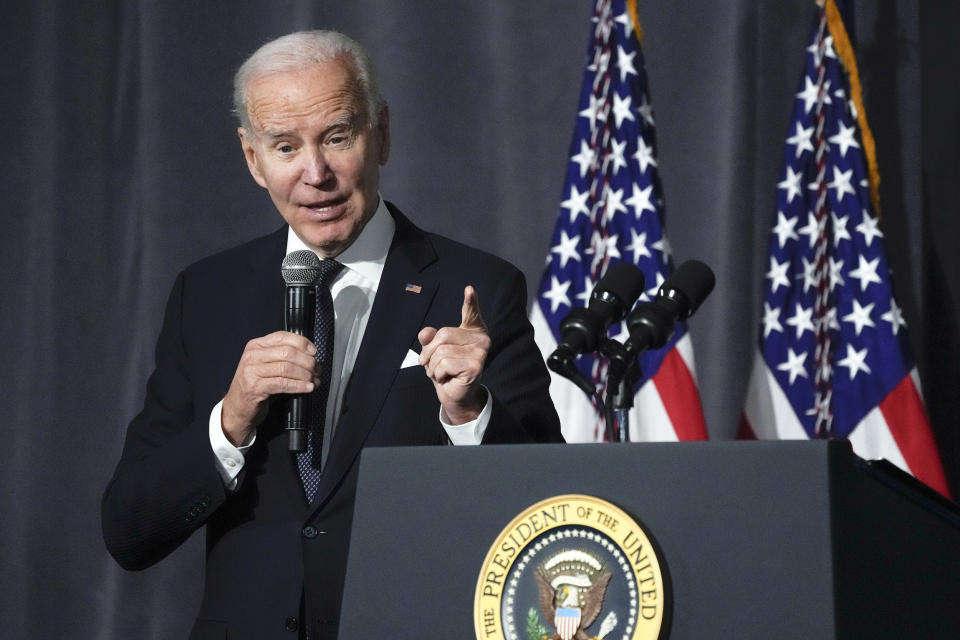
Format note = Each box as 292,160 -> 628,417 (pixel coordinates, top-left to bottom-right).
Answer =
441,386 -> 489,425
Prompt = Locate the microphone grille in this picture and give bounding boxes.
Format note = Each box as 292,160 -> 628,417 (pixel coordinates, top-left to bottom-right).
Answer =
597,261 -> 646,304
281,249 -> 322,285
665,260 -> 715,315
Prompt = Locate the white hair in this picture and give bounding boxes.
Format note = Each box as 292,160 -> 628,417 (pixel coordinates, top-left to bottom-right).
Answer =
233,30 -> 384,132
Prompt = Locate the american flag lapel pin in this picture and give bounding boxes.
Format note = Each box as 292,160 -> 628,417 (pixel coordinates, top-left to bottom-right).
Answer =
405,283 -> 422,294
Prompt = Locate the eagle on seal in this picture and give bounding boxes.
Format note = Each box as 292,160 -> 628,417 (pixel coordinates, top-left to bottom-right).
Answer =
535,565 -> 612,640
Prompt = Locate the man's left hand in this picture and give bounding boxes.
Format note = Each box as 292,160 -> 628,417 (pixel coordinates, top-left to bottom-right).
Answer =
418,285 -> 490,425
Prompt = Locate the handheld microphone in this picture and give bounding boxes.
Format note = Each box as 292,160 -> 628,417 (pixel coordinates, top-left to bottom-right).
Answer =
547,262 -> 645,391
281,250 -> 322,452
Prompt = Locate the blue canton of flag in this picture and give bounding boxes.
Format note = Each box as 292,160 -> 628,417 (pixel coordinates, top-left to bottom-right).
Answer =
531,0 -> 707,442
743,1 -> 948,497
758,11 -> 908,438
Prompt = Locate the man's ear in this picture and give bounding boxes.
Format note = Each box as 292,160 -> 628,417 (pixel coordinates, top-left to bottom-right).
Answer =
376,104 -> 390,165
238,127 -> 268,189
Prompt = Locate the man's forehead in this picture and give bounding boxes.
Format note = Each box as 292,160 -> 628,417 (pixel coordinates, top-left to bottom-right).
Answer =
245,62 -> 365,131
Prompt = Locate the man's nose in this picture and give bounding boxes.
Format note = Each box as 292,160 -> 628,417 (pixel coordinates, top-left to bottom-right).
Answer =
301,148 -> 333,186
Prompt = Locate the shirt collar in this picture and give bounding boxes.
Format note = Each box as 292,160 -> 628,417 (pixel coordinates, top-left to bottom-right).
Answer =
285,196 -> 395,285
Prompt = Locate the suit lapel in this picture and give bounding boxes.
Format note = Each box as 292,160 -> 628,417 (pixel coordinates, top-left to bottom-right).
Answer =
241,226 -> 287,335
310,206 -> 438,511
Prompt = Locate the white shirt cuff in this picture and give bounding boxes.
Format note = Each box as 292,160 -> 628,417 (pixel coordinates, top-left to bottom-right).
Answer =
209,399 -> 255,490
439,386 -> 491,445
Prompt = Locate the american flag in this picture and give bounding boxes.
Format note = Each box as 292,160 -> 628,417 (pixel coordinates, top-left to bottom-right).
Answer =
740,0 -> 950,497
530,0 -> 707,442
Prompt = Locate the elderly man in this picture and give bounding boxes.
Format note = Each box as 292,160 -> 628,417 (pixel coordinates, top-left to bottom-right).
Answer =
102,30 -> 562,640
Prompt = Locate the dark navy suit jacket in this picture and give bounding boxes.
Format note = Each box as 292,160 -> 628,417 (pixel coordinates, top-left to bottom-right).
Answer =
102,204 -> 563,639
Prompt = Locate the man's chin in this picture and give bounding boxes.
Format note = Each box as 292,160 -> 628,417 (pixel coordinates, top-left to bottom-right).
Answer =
298,227 -> 359,259
288,205 -> 372,257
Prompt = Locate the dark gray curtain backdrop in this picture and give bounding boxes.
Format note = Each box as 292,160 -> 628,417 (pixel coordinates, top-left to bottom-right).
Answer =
2,1 -> 957,638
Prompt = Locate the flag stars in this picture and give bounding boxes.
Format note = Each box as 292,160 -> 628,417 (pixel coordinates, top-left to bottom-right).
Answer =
798,212 -> 826,248
637,96 -> 655,126
772,211 -> 799,248
799,256 -> 819,293
578,94 -> 602,130
806,391 -> 834,432
856,211 -> 883,247
881,298 -> 907,335
626,229 -> 651,263
786,303 -> 815,339
842,299 -> 876,335
587,49 -> 611,76
806,35 -> 836,66
766,257 -> 791,293
848,255 -> 882,291
612,93 -> 635,128
633,138 -> 657,173
652,235 -> 672,261
625,183 -> 656,219
561,185 -> 591,223
598,234 -> 622,262
778,166 -> 804,204
838,343 -> 871,380
575,275 -> 594,306
762,303 -> 784,338
786,123 -> 814,158
603,186 -> 628,222
570,140 -> 596,178
819,306 -> 841,332
614,11 -> 632,32
550,230 -> 582,268
827,167 -> 856,201
831,212 -> 851,246
542,276 -> 572,313
777,348 -> 809,384
829,122 -> 860,158
641,271 -> 665,302
605,138 -> 629,174
609,319 -> 629,341
828,256 -> 845,291
596,15 -> 612,42
796,76 -> 831,114
617,45 -> 638,83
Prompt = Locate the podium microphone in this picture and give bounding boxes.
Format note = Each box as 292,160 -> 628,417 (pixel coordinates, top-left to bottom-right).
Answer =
281,250 -> 322,452
602,260 -> 715,441
623,259 -> 715,356
547,262 -> 645,393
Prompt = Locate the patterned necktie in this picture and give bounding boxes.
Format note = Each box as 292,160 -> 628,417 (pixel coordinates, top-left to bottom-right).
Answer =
296,259 -> 344,503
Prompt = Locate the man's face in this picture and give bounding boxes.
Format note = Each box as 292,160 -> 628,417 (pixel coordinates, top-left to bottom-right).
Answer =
239,59 -> 390,258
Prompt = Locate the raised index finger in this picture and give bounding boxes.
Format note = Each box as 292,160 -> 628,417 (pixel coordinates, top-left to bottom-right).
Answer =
459,285 -> 487,331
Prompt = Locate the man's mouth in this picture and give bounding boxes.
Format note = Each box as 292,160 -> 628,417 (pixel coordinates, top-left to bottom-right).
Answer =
302,197 -> 347,215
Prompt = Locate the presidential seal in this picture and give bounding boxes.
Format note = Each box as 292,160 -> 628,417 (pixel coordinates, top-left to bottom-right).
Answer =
474,495 -> 667,640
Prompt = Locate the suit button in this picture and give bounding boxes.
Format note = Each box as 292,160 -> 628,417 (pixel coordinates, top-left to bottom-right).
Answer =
284,616 -> 298,632
302,525 -> 318,539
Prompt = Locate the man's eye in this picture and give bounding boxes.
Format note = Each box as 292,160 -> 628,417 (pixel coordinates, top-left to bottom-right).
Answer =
327,130 -> 355,146
278,144 -> 294,153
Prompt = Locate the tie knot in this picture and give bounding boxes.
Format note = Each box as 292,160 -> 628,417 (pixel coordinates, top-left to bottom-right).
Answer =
317,259 -> 344,287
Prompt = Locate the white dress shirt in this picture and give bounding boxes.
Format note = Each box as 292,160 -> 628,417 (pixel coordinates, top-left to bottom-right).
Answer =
209,198 -> 490,487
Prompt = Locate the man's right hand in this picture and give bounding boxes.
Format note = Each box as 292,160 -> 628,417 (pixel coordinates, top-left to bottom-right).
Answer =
221,331 -> 318,446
